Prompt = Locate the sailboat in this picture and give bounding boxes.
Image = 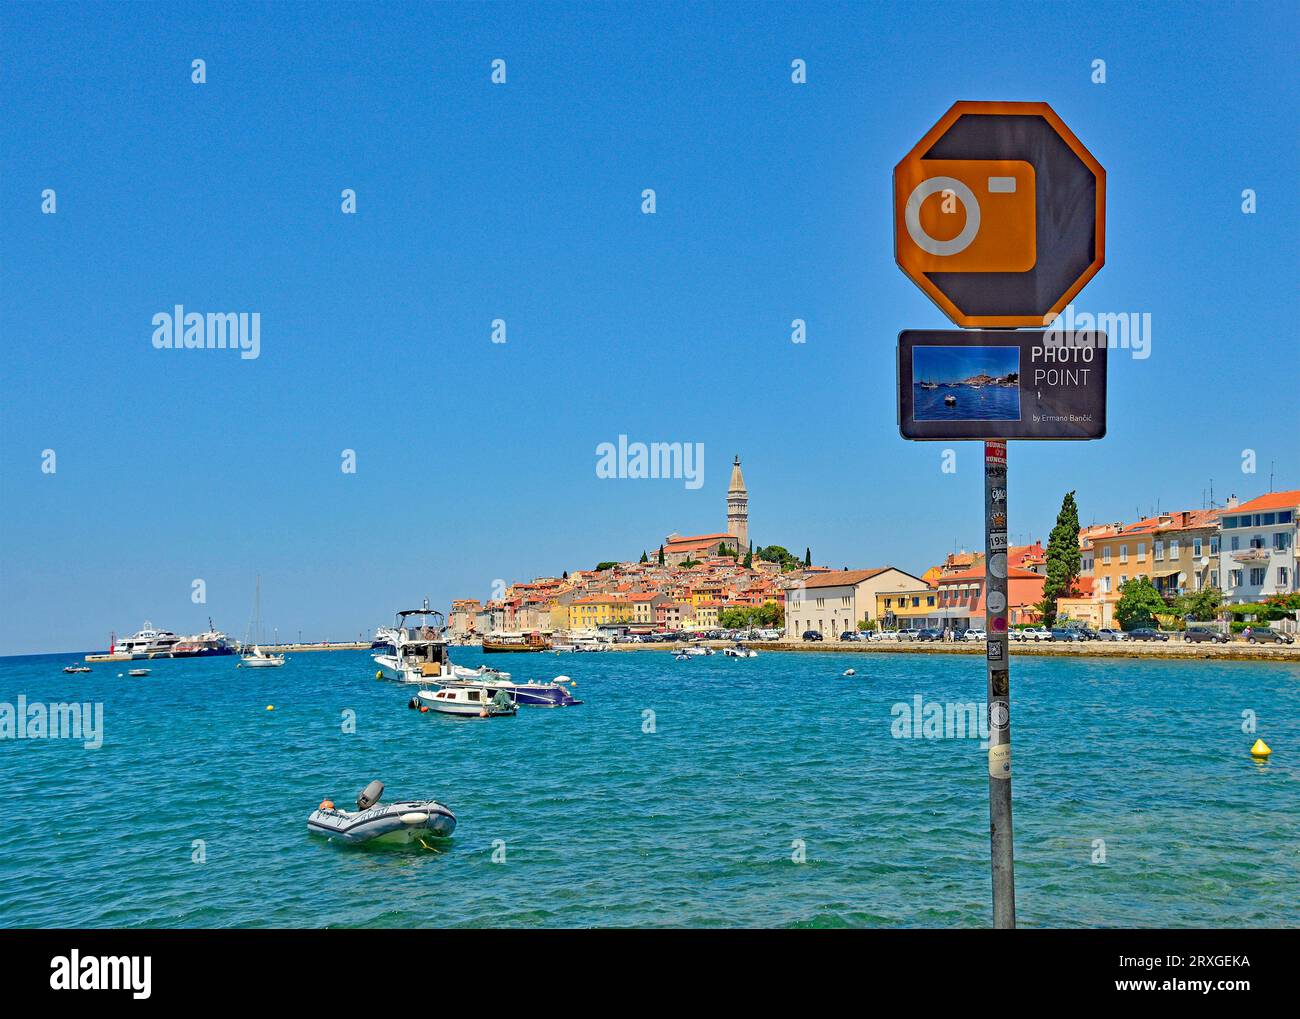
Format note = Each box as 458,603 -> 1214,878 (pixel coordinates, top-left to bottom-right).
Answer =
239,576 -> 287,668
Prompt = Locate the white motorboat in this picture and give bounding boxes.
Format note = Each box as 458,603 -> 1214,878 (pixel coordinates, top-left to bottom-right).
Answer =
412,687 -> 517,718
551,643 -> 577,653
373,604 -> 456,684
240,578 -> 286,667
723,645 -> 758,658
677,645 -> 713,657
451,664 -> 513,683
439,670 -> 582,708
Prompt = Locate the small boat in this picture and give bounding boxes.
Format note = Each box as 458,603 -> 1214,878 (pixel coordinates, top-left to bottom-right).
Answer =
239,646 -> 287,668
678,645 -> 713,657
551,643 -> 577,653
673,653 -> 690,661
307,781 -> 455,845
919,380 -> 939,390
944,394 -> 957,406
412,687 -> 517,717
723,645 -> 757,658
240,577 -> 286,667
63,665 -> 91,674
439,671 -> 581,708
128,668 -> 150,677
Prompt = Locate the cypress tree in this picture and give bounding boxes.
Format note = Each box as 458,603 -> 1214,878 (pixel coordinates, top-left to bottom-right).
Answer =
1041,490 -> 1082,626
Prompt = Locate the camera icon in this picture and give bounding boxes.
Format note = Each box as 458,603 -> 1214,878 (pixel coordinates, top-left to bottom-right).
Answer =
897,159 -> 1037,273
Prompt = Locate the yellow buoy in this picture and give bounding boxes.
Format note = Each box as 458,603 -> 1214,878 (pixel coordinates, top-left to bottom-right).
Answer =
266,705 -> 274,711
1250,738 -> 1271,758
376,670 -> 383,680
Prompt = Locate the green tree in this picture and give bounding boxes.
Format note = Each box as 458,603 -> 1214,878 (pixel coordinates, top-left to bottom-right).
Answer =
1173,586 -> 1223,622
639,550 -> 648,563
1115,576 -> 1166,631
657,545 -> 665,566
595,561 -> 619,572
743,549 -> 753,568
804,547 -> 812,567
679,557 -> 700,569
1041,490 -> 1082,627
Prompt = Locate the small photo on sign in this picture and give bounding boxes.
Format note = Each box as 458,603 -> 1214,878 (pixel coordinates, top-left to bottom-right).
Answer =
912,346 -> 1020,422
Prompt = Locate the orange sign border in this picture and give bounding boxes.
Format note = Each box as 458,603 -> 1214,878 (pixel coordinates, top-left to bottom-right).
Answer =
894,101 -> 1106,329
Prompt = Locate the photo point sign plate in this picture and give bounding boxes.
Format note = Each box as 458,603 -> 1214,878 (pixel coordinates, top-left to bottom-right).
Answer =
898,330 -> 1107,440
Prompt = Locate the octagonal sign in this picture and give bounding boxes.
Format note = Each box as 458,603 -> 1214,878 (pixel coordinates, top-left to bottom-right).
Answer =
894,101 -> 1105,328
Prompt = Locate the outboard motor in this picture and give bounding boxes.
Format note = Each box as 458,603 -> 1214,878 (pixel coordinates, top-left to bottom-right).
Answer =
357,780 -> 384,811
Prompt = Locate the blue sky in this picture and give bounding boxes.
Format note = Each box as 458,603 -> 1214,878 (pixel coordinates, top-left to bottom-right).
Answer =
1,2 -> 1296,654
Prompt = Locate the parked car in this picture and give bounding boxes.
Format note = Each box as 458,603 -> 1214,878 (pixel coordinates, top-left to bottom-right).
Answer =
877,629 -> 901,641
839,630 -> 861,642
915,628 -> 943,641
1243,627 -> 1294,645
1128,628 -> 1169,642
1073,627 -> 1100,640
1183,628 -> 1228,644
962,628 -> 987,642
1097,628 -> 1127,641
801,630 -> 823,642
1020,626 -> 1053,641
1049,628 -> 1085,642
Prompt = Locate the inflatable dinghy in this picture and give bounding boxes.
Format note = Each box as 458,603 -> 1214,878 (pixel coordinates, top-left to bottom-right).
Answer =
307,780 -> 456,845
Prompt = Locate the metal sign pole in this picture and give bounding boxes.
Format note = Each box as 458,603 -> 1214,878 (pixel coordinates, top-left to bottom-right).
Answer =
983,439 -> 1015,928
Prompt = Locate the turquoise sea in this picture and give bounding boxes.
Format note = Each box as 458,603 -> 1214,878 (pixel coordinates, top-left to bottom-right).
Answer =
0,648 -> 1296,928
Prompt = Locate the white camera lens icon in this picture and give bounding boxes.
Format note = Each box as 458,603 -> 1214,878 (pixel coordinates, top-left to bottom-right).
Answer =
904,176 -> 981,256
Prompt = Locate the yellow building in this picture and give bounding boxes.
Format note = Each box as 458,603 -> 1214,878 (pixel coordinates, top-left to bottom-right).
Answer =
692,601 -> 722,628
874,588 -> 941,628
569,594 -> 635,629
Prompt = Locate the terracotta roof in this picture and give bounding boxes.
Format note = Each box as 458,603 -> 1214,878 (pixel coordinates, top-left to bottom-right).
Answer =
937,566 -> 1044,583
799,568 -> 889,589
1230,490 -> 1300,514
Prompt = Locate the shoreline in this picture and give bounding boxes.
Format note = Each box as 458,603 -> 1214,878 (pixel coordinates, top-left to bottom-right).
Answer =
595,640 -> 1300,663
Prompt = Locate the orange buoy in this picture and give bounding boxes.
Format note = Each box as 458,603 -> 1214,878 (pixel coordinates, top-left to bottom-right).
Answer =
480,710 -> 489,718
419,706 -> 429,713
319,798 -> 334,810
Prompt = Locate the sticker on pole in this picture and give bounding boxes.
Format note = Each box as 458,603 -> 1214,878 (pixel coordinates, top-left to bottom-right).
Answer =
895,101 -> 1105,328
898,330 -> 1107,440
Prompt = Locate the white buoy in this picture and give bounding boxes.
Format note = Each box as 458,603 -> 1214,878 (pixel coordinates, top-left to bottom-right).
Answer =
843,668 -> 856,677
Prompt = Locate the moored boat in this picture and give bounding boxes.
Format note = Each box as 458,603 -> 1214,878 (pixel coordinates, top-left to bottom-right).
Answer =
439,670 -> 581,708
373,605 -> 455,683
482,631 -> 551,653
127,668 -> 150,676
307,781 -> 456,845
63,665 -> 91,674
413,687 -> 518,717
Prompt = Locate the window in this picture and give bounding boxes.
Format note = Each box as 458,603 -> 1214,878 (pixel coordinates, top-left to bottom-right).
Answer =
1279,567 -> 1290,587
1223,515 -> 1237,529
1137,543 -> 1146,562
1170,539 -> 1180,558
1210,570 -> 1219,587
927,596 -> 935,606
1263,513 -> 1275,525
1229,569 -> 1242,588
1250,535 -> 1266,550
911,597 -> 920,607
1193,538 -> 1202,557
1119,545 -> 1128,564
1275,532 -> 1292,551
1231,536 -> 1240,551
1210,537 -> 1220,554
1154,541 -> 1163,560
1102,547 -> 1112,565
1103,577 -> 1111,593
1280,511 -> 1293,524
1249,568 -> 1266,586
884,598 -> 892,608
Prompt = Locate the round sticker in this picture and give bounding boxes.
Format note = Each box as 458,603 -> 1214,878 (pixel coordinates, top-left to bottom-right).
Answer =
989,553 -> 1007,579
987,591 -> 1007,613
990,701 -> 1009,729
992,617 -> 1007,632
